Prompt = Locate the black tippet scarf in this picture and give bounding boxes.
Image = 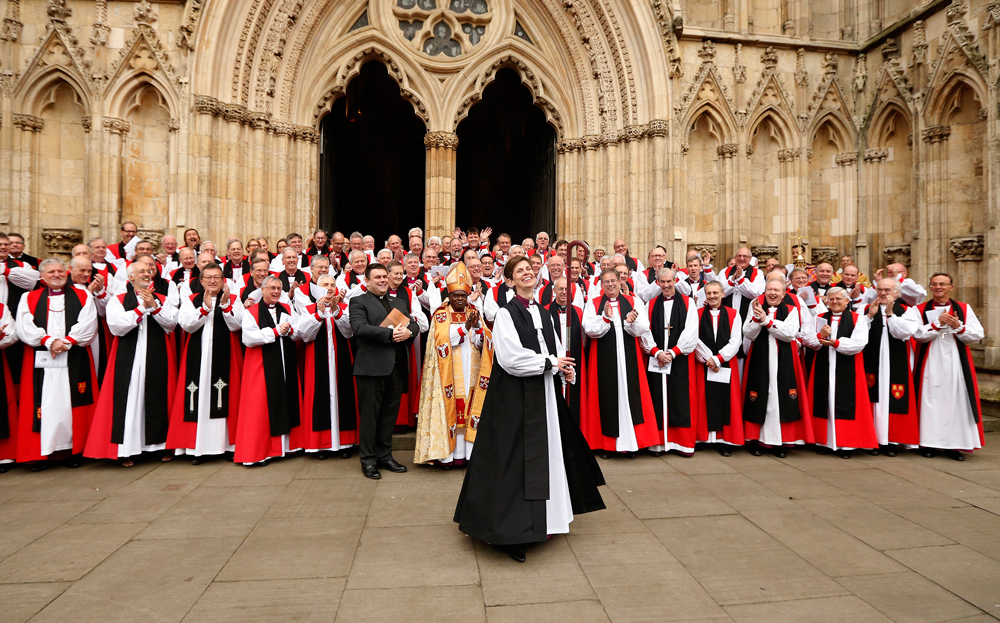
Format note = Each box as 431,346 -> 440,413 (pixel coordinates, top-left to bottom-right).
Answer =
345,271 -> 365,288
172,266 -> 200,286
809,280 -> 832,299
222,260 -> 245,281
863,300 -> 910,413
278,270 -> 307,293
811,311 -> 858,420
722,265 -> 758,357
647,292 -> 691,429
592,295 -> 645,437
0,305 -> 8,438
5,257 -> 40,384
914,301 -> 979,423
111,284 -> 170,445
29,289 -> 95,433
254,302 -> 301,436
307,297 -> 357,433
699,306 -> 734,432
182,293 -> 234,422
240,279 -> 261,303
547,302 -> 583,424
623,255 -> 637,272
505,299 -> 558,500
743,302 -> 802,424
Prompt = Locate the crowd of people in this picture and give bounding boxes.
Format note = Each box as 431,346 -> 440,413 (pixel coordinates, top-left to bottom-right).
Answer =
0,222 -> 985,482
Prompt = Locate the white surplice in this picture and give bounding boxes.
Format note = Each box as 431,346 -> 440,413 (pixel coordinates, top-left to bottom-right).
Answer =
912,303 -> 985,450
174,294 -> 244,457
742,306 -> 802,446
293,303 -> 355,452
640,296 -> 699,453
492,304 -> 573,535
105,291 -> 178,457
582,296 -> 650,452
800,313 -> 869,450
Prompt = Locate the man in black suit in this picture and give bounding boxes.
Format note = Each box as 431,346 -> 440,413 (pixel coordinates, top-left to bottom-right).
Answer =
349,262 -> 419,479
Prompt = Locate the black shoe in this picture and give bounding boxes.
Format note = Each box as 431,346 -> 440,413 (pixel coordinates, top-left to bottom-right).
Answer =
30,462 -> 49,472
866,449 -> 879,456
598,451 -> 610,460
946,450 -> 965,462
376,458 -> 408,473
494,544 -> 526,563
0,464 -> 9,473
223,451 -> 234,462
883,448 -> 898,457
362,464 -> 382,480
919,449 -> 936,459
191,457 -> 204,466
816,446 -> 834,455
748,446 -> 763,457
65,455 -> 84,468
317,452 -> 329,460
627,452 -> 638,459
837,450 -> 853,459
773,449 -> 787,459
648,450 -> 665,457
718,448 -> 732,457
438,462 -> 453,471
339,449 -> 353,459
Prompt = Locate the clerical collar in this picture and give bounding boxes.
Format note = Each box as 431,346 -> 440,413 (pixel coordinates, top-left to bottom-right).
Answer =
514,295 -> 532,308
267,303 -> 277,309
831,312 -> 842,317
48,288 -> 63,296
932,299 -> 951,308
555,303 -> 567,312
388,289 -> 398,295
709,307 -> 720,313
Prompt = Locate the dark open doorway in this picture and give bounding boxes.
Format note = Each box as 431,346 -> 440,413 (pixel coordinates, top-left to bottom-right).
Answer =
318,61 -> 426,246
455,68 -> 556,244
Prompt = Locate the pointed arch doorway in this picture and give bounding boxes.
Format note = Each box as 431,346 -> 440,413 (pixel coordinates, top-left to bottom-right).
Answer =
455,68 -> 556,243
318,61 -> 426,245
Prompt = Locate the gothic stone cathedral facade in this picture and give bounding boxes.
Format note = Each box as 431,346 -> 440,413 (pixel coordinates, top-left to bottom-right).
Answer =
0,0 -> 997,361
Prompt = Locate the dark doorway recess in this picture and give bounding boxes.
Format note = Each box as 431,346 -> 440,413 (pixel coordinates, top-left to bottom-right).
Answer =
318,61 -> 426,246
455,67 -> 556,244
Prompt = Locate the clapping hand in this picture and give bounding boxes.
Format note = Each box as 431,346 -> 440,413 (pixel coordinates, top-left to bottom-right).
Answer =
466,309 -> 480,330
625,309 -> 638,324
819,324 -> 833,340
603,301 -> 614,320
939,312 -> 961,329
277,321 -> 291,336
88,273 -> 105,294
752,299 -> 767,322
137,284 -> 157,310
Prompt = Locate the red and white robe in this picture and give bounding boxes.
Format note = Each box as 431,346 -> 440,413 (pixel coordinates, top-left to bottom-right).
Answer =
0,304 -> 21,464
85,285 -> 178,459
295,301 -> 359,452
15,288 -> 99,462
862,301 -> 920,446
694,306 -> 744,446
741,297 -> 814,446
640,292 -> 700,454
912,300 -> 985,452
802,311 -> 877,451
235,301 -> 303,464
167,293 -> 244,457
581,294 -> 660,452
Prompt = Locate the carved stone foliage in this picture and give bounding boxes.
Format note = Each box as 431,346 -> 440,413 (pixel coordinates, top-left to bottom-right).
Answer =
835,152 -> 858,166
177,0 -> 206,51
1,0 -> 22,42
949,235 -> 984,261
137,228 -> 164,250
717,144 -> 738,158
882,244 -> 911,267
194,95 -> 319,142
864,148 -> 888,162
811,247 -> 840,266
687,244 -> 717,259
13,113 -> 44,132
103,117 -> 131,135
751,245 -> 779,260
424,131 -> 459,149
41,228 -> 82,256
649,0 -> 682,79
922,126 -> 951,143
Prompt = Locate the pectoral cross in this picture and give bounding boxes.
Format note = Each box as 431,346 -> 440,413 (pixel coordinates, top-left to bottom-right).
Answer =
213,378 -> 228,410
187,382 -> 198,411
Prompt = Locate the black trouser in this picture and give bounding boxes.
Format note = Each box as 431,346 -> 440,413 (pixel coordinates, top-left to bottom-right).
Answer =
356,366 -> 406,466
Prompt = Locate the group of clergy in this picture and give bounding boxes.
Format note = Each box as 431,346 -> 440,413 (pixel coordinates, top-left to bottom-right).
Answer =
0,222 -> 986,474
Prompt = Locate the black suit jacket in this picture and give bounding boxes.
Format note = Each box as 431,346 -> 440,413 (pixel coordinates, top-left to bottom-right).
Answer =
349,291 -> 419,377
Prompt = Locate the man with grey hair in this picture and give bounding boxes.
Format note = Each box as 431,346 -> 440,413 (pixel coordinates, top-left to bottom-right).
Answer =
15,257 -> 98,468
336,249 -> 369,297
878,263 -> 927,307
85,258 -> 179,467
641,267 -> 700,456
236,274 -> 303,466
861,277 -> 921,455
222,238 -> 247,286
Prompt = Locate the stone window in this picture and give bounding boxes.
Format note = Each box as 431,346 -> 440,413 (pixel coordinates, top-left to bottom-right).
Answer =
394,0 -> 491,57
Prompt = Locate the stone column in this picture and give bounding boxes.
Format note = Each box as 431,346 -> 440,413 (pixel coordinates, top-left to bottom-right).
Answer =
647,121 -> 669,255
834,151 -> 859,268
10,114 -> 43,242
863,147 -> 888,274
718,143 -> 739,261
424,131 -> 458,239
103,117 -> 130,241
921,125 -> 950,276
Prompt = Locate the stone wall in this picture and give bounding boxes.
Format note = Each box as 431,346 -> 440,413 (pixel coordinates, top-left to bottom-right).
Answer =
0,0 -> 996,363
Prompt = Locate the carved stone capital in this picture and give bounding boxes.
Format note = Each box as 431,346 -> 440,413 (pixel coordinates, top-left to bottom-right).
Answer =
40,228 -> 82,256
922,126 -> 951,143
557,139 -> 584,153
581,135 -> 603,150
882,244 -> 911,267
863,147 -> 888,162
194,95 -> 221,115
602,130 -> 621,145
717,144 -> 738,159
687,244 -> 717,258
137,228 -> 164,250
777,148 -> 800,163
949,235 -> 984,261
103,117 -> 131,135
424,131 -> 459,150
811,246 -> 840,266
623,125 -> 645,142
835,152 -> 858,166
13,113 -> 44,132
751,245 -> 779,260
645,120 -> 668,137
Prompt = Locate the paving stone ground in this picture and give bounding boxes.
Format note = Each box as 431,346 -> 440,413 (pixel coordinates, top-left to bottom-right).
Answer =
2,433 -> 1000,622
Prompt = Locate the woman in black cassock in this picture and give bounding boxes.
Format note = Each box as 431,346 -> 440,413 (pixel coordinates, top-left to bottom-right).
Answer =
454,256 -> 605,562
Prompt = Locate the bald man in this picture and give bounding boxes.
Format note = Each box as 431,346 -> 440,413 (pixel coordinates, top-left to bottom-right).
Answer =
877,263 -> 927,307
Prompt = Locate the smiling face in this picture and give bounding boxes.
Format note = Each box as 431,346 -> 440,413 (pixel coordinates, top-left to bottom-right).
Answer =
601,271 -> 620,299
929,274 -> 953,302
498,235 -> 511,252
705,282 -> 724,308
815,263 -> 834,285
765,280 -> 785,306
331,232 -> 345,254
89,239 -> 107,263
530,255 -> 543,276
42,261 -> 67,289
121,223 -> 138,244
657,270 -> 676,298
287,237 -> 303,253
282,248 -> 298,272
161,235 -> 178,253
791,271 -> 810,290
648,247 -> 666,270
261,280 -> 282,305
405,255 -> 420,276
511,258 -> 536,295
313,231 -> 327,249
734,248 -> 751,269
423,249 -> 438,267
841,265 -> 859,288
200,266 -> 224,296
388,235 -> 402,252
553,278 -> 568,306
251,261 -> 270,286
535,232 -> 549,251
827,290 -> 849,313
311,258 -> 330,281
367,266 -> 389,295
228,240 -> 243,263
179,248 -> 196,270
547,257 -> 565,280
388,265 -> 405,290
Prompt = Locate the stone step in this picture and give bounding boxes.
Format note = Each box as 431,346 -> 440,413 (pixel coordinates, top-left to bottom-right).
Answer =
393,431 -> 416,451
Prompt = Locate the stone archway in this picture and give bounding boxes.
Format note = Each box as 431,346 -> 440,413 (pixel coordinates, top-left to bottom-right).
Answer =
318,61 -> 427,246
455,67 -> 556,241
